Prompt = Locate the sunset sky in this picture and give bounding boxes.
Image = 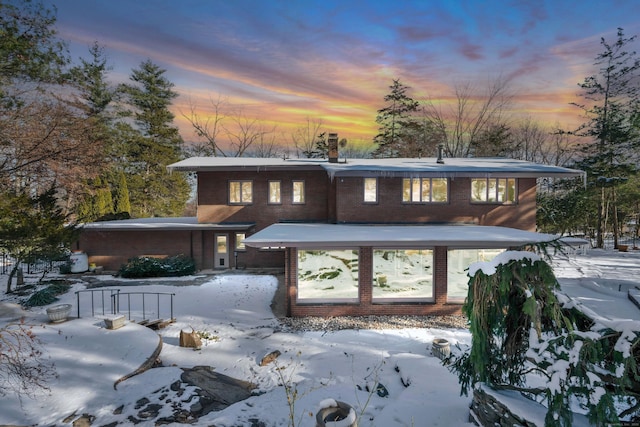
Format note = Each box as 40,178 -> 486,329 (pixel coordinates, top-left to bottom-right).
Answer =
44,0 -> 640,147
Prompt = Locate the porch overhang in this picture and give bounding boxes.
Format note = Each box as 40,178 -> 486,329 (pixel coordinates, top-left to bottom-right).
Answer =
81,217 -> 255,231
243,223 -> 574,249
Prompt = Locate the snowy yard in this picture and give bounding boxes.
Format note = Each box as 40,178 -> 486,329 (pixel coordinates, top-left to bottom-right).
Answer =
0,248 -> 639,426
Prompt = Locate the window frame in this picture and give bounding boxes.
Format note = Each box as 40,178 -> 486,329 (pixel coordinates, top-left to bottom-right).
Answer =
268,180 -> 281,204
470,178 -> 517,204
292,180 -> 306,204
228,180 -> 253,205
402,178 -> 448,203
363,177 -> 378,203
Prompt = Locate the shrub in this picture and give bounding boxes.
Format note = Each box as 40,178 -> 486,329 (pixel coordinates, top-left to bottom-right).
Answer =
118,255 -> 196,278
24,282 -> 71,307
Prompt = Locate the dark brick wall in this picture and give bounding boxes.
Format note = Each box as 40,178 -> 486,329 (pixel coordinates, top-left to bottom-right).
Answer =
334,177 -> 537,230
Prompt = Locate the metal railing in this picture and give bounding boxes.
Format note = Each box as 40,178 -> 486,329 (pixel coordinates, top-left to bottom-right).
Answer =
1,253 -> 68,275
74,288 -> 175,323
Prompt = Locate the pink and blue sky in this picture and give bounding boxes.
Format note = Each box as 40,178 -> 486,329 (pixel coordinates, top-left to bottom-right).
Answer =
46,0 -> 640,145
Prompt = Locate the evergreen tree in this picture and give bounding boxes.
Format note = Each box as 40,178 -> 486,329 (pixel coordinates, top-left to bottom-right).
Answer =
573,28 -> 640,248
113,170 -> 131,216
372,79 -> 421,158
0,187 -> 78,293
118,60 -> 189,217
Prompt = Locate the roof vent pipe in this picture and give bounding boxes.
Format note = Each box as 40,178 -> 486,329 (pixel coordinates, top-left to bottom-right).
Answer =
436,144 -> 445,164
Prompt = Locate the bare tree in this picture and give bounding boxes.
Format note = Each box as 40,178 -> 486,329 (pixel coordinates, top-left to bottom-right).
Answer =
423,76 -> 514,157
244,125 -> 281,157
0,320 -> 56,401
289,117 -> 324,158
182,94 -> 227,157
224,109 -> 275,157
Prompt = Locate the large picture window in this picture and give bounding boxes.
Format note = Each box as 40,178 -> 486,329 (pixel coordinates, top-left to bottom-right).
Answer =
471,178 -> 516,204
402,178 -> 448,203
447,248 -> 505,303
372,249 -> 433,301
229,180 -> 252,204
297,249 -> 359,302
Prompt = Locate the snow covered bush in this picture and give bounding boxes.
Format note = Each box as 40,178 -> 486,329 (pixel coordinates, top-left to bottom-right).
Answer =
117,254 -> 196,278
450,249 -> 640,426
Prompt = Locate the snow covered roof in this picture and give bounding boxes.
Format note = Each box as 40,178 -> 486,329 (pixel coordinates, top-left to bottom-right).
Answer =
82,217 -> 254,231
168,157 -> 584,179
243,223 -> 569,249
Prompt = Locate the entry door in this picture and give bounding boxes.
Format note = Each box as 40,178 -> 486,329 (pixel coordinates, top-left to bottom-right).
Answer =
214,234 -> 229,268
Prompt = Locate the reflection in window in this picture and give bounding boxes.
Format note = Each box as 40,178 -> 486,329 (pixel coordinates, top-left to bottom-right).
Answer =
269,181 -> 281,204
297,249 -> 359,301
471,178 -> 516,204
235,233 -> 246,250
293,180 -> 305,204
402,178 -> 448,203
372,249 -> 433,301
229,180 -> 252,204
364,177 -> 377,203
447,248 -> 504,303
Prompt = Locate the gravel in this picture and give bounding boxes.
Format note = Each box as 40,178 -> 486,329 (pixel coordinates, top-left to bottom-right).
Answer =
278,314 -> 469,332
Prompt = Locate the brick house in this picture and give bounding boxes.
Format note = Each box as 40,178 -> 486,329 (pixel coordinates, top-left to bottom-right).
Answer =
77,148 -> 583,317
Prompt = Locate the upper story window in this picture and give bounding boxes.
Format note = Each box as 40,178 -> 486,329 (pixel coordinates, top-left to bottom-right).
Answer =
471,178 -> 516,204
229,180 -> 252,204
269,181 -> 281,204
402,178 -> 448,203
364,177 -> 377,203
292,180 -> 305,204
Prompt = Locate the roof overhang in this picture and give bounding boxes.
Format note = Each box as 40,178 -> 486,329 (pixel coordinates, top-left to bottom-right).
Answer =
81,217 -> 255,231
243,223 -> 578,249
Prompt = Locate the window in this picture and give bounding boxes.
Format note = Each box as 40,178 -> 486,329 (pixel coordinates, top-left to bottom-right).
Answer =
235,233 -> 246,251
447,249 -> 505,303
229,180 -> 252,204
372,249 -> 433,301
364,178 -> 377,203
269,181 -> 281,204
402,178 -> 448,203
471,178 -> 516,204
297,249 -> 359,302
292,180 -> 305,204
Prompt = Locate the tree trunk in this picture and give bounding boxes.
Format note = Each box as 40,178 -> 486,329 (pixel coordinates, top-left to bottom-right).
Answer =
612,187 -> 620,250
6,263 -> 20,294
596,186 -> 605,248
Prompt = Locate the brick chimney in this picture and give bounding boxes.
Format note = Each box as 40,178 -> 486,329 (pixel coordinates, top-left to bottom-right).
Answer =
328,133 -> 339,163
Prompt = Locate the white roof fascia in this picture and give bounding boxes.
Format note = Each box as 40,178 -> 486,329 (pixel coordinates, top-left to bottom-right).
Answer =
243,223 -> 569,249
82,217 -> 254,231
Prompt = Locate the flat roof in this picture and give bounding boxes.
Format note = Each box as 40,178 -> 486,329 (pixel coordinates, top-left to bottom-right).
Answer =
243,223 -> 569,249
82,217 -> 254,231
168,157 -> 584,179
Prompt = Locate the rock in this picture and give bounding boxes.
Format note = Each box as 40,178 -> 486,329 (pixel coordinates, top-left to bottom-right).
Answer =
259,349 -> 281,366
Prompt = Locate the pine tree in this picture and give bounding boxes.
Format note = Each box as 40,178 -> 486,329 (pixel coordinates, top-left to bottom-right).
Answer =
118,60 -> 189,217
372,79 -> 421,158
113,170 -> 131,216
573,28 -> 640,248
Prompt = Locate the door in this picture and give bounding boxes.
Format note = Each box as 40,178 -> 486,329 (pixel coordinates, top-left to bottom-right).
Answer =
214,234 -> 229,268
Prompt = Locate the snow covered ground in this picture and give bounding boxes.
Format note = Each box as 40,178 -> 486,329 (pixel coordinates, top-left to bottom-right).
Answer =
0,248 -> 639,426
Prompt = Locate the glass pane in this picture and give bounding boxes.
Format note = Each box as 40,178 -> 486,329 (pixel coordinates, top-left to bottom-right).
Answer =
269,181 -> 281,203
364,178 -> 377,202
372,249 -> 433,300
421,179 -> 431,202
402,179 -> 411,202
241,181 -> 252,203
297,249 -> 359,300
487,179 -> 498,202
432,178 -> 448,202
411,178 -> 420,202
471,179 -> 487,202
506,179 -> 516,203
229,181 -> 240,203
235,233 -> 246,250
216,235 -> 227,254
293,181 -> 305,203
